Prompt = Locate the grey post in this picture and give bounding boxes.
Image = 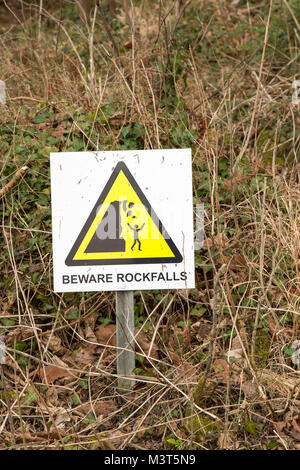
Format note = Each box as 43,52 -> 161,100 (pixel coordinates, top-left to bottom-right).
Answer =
116,291 -> 135,393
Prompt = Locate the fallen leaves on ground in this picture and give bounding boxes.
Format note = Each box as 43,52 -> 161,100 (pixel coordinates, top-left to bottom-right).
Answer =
75,345 -> 96,365
95,324 -> 116,346
191,321 -> 211,341
95,324 -> 159,360
212,359 -> 230,382
39,358 -> 72,383
13,430 -> 63,444
5,326 -> 35,343
45,387 -> 59,406
50,121 -> 68,138
101,430 -> 127,448
227,336 -> 244,365
275,414 -> 300,442
168,351 -> 181,365
174,361 -> 198,384
203,232 -> 229,249
52,407 -> 71,431
241,380 -> 258,400
77,399 -> 116,418
218,431 -> 236,449
42,334 -> 62,353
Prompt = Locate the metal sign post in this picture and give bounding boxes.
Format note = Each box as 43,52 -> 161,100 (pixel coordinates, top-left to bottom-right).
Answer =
116,291 -> 135,393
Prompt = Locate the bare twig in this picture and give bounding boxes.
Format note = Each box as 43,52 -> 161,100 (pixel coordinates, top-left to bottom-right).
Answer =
0,166 -> 29,200
123,0 -> 140,46
170,0 -> 193,45
205,264 -> 227,377
38,0 -> 43,42
233,0 -> 273,171
0,364 -> 16,445
98,1 -> 119,56
282,0 -> 300,32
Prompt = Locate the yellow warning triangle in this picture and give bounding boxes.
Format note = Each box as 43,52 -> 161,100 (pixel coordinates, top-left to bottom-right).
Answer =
65,162 -> 182,266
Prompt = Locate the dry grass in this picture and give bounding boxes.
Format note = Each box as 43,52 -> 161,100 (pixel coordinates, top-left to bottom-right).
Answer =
0,0 -> 300,450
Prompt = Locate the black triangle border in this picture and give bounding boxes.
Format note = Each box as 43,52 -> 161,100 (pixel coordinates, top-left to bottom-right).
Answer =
65,161 -> 183,266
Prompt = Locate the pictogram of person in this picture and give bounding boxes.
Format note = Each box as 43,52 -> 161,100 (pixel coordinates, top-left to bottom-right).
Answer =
128,222 -> 145,251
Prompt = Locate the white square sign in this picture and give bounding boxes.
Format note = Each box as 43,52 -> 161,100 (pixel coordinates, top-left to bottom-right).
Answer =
50,149 -> 195,292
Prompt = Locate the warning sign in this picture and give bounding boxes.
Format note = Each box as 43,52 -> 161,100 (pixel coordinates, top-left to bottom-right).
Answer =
65,162 -> 182,266
50,149 -> 194,292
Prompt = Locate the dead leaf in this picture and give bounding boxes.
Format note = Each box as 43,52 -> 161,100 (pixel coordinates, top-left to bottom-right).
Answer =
218,432 -> 235,449
241,380 -> 257,399
168,351 -> 181,365
175,361 -> 198,383
292,418 -> 300,434
135,329 -> 159,360
84,313 -> 97,329
28,263 -> 43,273
177,289 -> 190,301
75,346 -> 96,365
95,324 -> 159,360
85,325 -> 97,343
14,432 -> 42,444
95,324 -> 116,346
182,325 -> 191,348
105,430 -> 126,447
6,327 -> 35,343
213,359 -> 230,380
124,39 -> 132,49
39,365 -> 71,384
60,349 -> 75,365
267,314 -> 280,334
268,287 -> 284,307
227,348 -> 243,362
51,407 -> 71,431
36,203 -> 50,210
135,426 -> 147,437
167,326 -> 184,349
192,322 -> 211,341
45,387 -> 58,406
14,430 -> 63,443
167,420 -> 185,439
289,417 -> 300,441
228,254 -> 247,270
227,336 -> 244,363
275,421 -> 285,433
51,121 -> 67,138
84,313 -> 98,339
42,334 -> 62,353
78,400 -> 116,418
290,430 -> 300,441
100,353 -> 116,365
203,232 -> 229,249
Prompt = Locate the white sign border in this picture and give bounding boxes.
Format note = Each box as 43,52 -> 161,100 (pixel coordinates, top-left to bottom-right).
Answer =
50,149 -> 195,292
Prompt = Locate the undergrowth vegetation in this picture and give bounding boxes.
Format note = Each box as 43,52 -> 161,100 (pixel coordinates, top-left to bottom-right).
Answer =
0,0 -> 299,450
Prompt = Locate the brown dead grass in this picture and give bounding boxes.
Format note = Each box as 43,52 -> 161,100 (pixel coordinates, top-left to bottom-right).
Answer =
0,0 -> 299,451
